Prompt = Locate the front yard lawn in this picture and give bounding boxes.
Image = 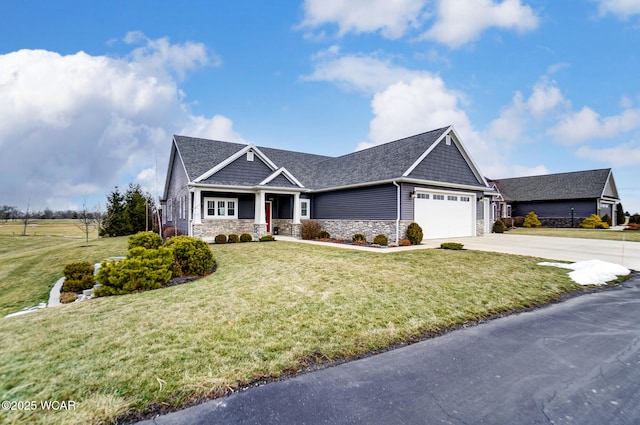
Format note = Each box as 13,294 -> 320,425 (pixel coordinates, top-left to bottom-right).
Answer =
1,241 -> 583,424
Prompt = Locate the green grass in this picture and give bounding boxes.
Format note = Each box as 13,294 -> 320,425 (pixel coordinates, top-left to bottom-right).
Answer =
0,241 -> 584,425
0,219 -> 96,238
506,226 -> 640,242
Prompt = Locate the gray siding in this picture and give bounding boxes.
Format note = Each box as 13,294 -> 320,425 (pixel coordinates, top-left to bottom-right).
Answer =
165,151 -> 190,234
409,140 -> 482,186
512,200 -> 596,218
201,155 -> 273,185
313,184 -> 397,220
603,176 -> 616,198
267,174 -> 297,187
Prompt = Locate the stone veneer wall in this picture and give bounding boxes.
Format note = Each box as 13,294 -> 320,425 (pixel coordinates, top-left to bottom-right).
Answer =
539,217 -> 583,228
476,219 -> 485,237
315,220 -> 415,242
193,219 -> 257,242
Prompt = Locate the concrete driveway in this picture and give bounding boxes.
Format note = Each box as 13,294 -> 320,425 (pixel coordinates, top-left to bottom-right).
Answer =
137,276 -> 640,425
423,233 -> 640,271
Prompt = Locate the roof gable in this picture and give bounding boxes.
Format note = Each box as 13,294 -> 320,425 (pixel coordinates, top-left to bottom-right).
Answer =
490,169 -> 618,202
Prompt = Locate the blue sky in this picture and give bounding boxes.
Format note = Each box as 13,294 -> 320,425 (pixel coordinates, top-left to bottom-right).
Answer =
1,0 -> 639,214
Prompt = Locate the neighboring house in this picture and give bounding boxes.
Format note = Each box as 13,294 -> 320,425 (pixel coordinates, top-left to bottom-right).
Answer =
488,168 -> 620,227
160,126 -> 497,242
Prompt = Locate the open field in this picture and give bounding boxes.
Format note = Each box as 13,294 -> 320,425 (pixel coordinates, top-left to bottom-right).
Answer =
0,240 -> 588,425
506,226 -> 640,242
0,219 -> 98,238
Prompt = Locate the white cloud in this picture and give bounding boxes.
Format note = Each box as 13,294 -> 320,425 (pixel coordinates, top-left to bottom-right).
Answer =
181,115 -> 247,143
488,77 -> 568,142
299,0 -> 428,39
302,48 -> 428,94
0,34 -> 239,210
576,142 -> 640,167
548,106 -> 640,144
595,0 -> 640,19
421,0 -> 539,48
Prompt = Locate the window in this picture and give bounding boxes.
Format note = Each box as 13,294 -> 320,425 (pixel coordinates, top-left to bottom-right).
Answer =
300,199 -> 310,219
460,196 -> 470,202
417,193 -> 429,199
448,195 -> 458,201
433,194 -> 445,200
204,197 -> 238,219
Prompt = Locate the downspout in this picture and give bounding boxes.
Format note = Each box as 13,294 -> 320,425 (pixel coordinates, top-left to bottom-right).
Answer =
393,181 -> 400,244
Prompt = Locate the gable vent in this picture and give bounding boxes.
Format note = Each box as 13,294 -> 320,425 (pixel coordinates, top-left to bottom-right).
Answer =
445,134 -> 452,146
247,151 -> 255,162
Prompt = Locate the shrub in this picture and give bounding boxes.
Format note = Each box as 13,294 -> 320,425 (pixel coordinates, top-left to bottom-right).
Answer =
630,213 -> 640,224
128,231 -> 163,250
441,242 -> 464,250
406,223 -> 423,245
523,211 -> 541,228
373,234 -> 388,246
318,230 -> 331,239
59,292 -> 78,304
240,233 -> 253,242
162,225 -> 184,239
493,219 -> 506,233
398,238 -> 411,246
94,247 -> 174,297
214,234 -> 227,244
228,234 -> 239,243
616,203 -> 626,226
352,233 -> 367,243
164,235 -> 215,277
62,262 -> 95,293
301,220 -> 321,240
259,235 -> 276,242
601,214 -> 612,226
580,214 -> 609,229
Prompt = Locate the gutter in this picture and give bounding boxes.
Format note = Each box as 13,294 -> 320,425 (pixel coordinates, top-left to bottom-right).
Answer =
393,181 -> 400,244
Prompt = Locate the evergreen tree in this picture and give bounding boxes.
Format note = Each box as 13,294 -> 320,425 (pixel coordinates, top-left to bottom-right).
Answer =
616,203 -> 625,226
101,187 -> 130,236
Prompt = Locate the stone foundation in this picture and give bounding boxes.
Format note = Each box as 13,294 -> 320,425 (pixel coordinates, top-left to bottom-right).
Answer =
539,217 -> 583,228
271,220 -> 301,237
315,220 -> 414,243
193,219 -> 258,242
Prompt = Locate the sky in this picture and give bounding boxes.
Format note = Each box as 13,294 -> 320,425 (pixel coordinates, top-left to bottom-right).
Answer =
1,0 -> 639,214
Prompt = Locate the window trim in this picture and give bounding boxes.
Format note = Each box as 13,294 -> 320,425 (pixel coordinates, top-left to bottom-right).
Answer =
204,197 -> 238,219
300,199 -> 310,219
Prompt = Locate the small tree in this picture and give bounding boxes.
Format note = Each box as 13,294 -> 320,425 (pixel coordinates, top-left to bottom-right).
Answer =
523,211 -> 541,228
493,219 -> 506,233
616,203 -> 626,226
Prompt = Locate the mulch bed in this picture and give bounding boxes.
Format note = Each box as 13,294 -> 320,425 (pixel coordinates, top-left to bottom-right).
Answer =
160,261 -> 217,289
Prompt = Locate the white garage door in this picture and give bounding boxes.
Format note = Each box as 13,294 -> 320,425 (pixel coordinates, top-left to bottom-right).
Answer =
414,190 -> 475,239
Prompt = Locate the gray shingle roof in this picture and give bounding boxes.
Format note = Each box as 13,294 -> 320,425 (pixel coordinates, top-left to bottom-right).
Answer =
172,126 -> 486,190
488,169 -> 616,202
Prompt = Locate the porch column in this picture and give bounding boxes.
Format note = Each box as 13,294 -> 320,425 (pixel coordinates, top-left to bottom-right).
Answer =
483,197 -> 490,235
193,188 -> 202,224
255,190 -> 266,225
293,192 -> 301,224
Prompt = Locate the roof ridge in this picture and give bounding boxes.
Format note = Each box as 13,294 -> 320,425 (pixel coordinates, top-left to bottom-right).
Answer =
491,168 -> 611,181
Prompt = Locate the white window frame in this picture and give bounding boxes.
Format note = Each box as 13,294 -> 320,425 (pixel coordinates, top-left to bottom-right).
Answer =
300,199 -> 310,219
204,197 -> 238,219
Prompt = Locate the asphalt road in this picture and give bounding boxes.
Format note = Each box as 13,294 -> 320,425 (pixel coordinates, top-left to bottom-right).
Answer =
138,275 -> 640,425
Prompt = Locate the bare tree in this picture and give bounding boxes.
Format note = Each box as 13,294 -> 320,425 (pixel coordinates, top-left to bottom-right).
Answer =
76,201 -> 95,246
22,196 -> 32,236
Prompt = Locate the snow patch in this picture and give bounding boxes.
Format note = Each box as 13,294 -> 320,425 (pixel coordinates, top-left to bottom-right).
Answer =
538,259 -> 630,286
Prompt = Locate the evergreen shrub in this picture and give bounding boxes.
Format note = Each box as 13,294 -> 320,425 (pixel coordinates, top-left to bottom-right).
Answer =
493,219 -> 506,233
62,262 -> 95,293
601,214 -> 612,226
441,242 -> 464,250
523,211 -> 541,228
580,214 -> 609,229
164,235 -> 215,276
228,234 -> 240,243
214,234 -> 227,244
352,233 -> 367,243
373,234 -> 388,245
128,231 -> 163,250
94,247 -> 174,297
406,222 -> 423,245
318,230 -> 331,239
240,233 -> 253,242
259,235 -> 275,242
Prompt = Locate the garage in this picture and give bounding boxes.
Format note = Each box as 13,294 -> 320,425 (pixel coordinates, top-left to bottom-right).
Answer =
414,190 -> 475,239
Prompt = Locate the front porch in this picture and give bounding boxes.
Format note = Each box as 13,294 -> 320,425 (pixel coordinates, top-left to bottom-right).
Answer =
190,188 -> 305,242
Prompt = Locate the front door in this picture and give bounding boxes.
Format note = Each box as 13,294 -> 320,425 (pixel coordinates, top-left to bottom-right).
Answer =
265,201 -> 272,233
